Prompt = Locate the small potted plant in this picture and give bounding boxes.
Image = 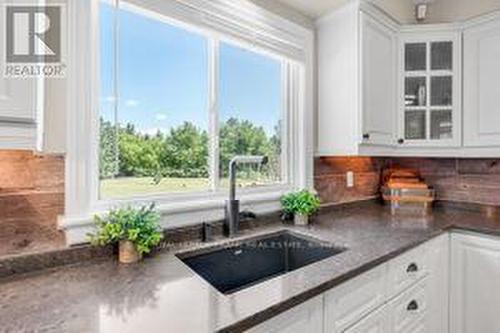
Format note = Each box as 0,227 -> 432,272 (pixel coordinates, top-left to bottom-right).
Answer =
89,203 -> 164,264
281,189 -> 321,226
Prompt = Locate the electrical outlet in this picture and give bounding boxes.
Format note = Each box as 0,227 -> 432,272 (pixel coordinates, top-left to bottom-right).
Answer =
346,171 -> 354,188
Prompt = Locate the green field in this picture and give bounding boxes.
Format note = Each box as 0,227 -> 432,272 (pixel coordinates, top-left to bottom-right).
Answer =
100,176 -> 275,199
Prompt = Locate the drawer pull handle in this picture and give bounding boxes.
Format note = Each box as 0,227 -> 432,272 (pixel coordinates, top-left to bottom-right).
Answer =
407,300 -> 419,311
406,263 -> 418,273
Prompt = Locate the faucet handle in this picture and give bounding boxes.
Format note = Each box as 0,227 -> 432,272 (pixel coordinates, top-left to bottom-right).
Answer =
239,211 -> 257,221
202,222 -> 217,242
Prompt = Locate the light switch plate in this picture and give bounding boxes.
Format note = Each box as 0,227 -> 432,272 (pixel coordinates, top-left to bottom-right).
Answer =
346,171 -> 354,188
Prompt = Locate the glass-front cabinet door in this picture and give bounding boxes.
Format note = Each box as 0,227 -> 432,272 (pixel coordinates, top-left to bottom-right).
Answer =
399,32 -> 460,147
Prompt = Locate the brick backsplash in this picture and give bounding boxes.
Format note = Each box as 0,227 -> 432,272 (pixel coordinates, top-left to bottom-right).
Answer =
314,157 -> 383,205
314,156 -> 500,207
0,150 -> 65,256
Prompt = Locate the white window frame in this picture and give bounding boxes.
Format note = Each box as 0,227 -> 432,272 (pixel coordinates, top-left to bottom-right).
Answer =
60,0 -> 314,245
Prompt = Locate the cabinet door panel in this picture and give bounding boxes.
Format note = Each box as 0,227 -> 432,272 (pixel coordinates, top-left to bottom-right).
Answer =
0,77 -> 37,123
324,264 -> 387,332
451,233 -> 500,333
247,296 -> 323,333
361,12 -> 396,146
0,2 -> 37,123
399,31 -> 461,147
464,18 -> 500,146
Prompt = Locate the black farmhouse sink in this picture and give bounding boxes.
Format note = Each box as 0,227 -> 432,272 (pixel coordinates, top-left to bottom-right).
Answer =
177,231 -> 346,294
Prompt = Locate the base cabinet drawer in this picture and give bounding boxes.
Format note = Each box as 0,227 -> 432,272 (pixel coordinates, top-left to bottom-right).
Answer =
324,264 -> 387,332
342,306 -> 389,333
246,295 -> 323,333
387,245 -> 429,298
343,278 -> 429,333
388,278 -> 429,333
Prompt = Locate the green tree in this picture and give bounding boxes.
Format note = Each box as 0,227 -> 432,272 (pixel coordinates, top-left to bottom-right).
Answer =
219,117 -> 274,178
99,117 -> 282,184
99,118 -> 119,179
118,126 -> 164,177
162,122 -> 209,178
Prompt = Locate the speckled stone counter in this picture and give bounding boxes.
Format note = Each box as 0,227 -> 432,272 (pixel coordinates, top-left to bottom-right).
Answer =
2,202 -> 500,333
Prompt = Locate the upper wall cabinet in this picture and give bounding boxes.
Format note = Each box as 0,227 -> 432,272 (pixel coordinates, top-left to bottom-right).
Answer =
397,29 -> 461,148
0,77 -> 39,150
317,1 -> 500,157
361,13 -> 397,147
0,16 -> 39,150
317,2 -> 397,155
463,16 -> 500,147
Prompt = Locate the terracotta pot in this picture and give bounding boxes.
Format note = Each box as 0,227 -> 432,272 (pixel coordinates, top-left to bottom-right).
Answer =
294,214 -> 309,226
119,240 -> 142,264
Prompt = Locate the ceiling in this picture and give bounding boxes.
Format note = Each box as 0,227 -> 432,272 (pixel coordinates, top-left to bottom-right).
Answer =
275,0 -> 350,18
275,0 -> 500,22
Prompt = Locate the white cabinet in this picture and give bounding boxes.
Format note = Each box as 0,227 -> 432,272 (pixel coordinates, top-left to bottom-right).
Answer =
317,4 -> 500,157
324,264 -> 387,332
0,77 -> 39,150
451,232 -> 500,333
247,295 -> 323,333
0,0 -> 40,150
360,12 -> 397,147
317,2 -> 397,155
427,233 -> 450,333
463,17 -> 500,147
324,234 -> 448,333
249,234 -> 449,333
386,242 -> 429,297
0,78 -> 37,123
342,277 -> 431,333
397,29 -> 461,148
343,306 -> 389,333
387,278 -> 429,333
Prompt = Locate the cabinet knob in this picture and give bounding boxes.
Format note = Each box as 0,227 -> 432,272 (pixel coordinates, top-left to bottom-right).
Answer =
407,300 -> 419,311
406,262 -> 419,273
398,138 -> 404,144
363,133 -> 370,140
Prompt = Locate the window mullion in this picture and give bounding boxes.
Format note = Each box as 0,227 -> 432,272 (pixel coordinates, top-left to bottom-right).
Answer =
281,60 -> 290,186
208,38 -> 220,192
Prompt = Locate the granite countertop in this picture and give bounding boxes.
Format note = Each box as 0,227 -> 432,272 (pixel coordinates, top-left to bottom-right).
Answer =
2,202 -> 500,333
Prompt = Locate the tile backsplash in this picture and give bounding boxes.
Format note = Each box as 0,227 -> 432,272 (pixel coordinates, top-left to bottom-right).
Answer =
315,156 -> 500,207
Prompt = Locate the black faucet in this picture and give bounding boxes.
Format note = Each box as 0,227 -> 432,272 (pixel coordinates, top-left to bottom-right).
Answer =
224,155 -> 268,237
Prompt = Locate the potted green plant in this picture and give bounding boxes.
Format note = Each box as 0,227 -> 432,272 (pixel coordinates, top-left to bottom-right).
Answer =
89,203 -> 164,264
281,190 -> 321,226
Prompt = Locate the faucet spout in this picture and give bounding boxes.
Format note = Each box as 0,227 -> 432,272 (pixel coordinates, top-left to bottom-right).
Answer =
225,155 -> 268,237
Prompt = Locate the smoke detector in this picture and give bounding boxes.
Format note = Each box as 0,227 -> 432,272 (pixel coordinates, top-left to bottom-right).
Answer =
413,0 -> 435,22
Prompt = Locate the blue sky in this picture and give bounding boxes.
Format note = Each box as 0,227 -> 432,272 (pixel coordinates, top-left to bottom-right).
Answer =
100,3 -> 282,136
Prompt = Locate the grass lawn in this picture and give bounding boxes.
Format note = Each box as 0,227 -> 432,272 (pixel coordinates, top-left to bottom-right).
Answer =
100,176 -> 275,199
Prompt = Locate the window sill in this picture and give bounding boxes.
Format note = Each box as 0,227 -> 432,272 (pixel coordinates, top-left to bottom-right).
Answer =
59,185 -> 291,245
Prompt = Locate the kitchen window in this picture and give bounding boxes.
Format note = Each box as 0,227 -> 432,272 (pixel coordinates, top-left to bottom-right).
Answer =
99,1 -> 287,200
62,0 -> 312,243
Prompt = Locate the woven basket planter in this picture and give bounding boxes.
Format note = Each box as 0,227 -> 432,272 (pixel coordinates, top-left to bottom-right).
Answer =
119,240 -> 142,264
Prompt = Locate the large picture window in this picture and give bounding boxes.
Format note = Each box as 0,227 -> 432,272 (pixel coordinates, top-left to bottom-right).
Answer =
99,1 -> 287,200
